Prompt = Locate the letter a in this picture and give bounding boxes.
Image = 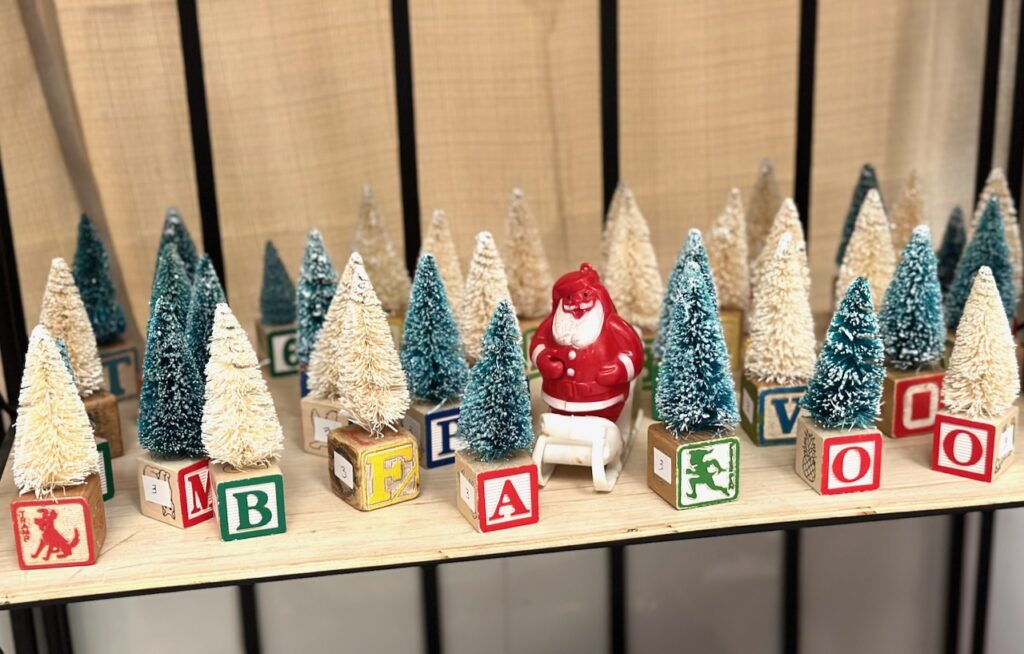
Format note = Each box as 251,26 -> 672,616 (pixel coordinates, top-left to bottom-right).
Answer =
489,479 -> 529,521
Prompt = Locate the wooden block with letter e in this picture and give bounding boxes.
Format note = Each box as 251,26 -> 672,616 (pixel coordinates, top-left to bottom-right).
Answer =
95,438 -> 114,501
932,407 -> 1016,482
455,449 -> 538,532
647,422 -> 740,510
404,401 -> 462,468
879,367 -> 944,438
255,321 -> 299,377
137,453 -> 214,529
83,389 -> 123,457
328,426 -> 419,511
210,462 -> 286,541
794,416 -> 882,495
739,376 -> 805,446
10,474 -> 106,570
299,395 -> 350,456
98,338 -> 140,401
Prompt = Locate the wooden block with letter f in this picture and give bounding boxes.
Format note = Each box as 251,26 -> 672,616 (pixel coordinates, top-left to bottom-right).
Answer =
647,423 -> 740,510
455,449 -> 538,532
210,462 -> 286,541
879,367 -> 944,438
10,474 -> 106,570
794,416 -> 882,495
328,425 -> 419,511
739,376 -> 805,446
137,453 -> 214,529
932,408 -> 1016,482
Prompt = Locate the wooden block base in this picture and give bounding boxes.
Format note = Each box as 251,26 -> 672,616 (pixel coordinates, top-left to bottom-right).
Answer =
137,453 -> 214,529
10,474 -> 106,569
646,422 -> 740,510
455,449 -> 539,532
255,321 -> 299,376
403,401 -> 462,468
210,462 -> 286,541
328,426 -> 419,511
739,376 -> 805,446
794,416 -> 882,495
96,438 -> 114,501
879,366 -> 944,438
84,389 -> 123,457
98,338 -> 140,401
933,407 -> 1017,482
300,395 -> 350,456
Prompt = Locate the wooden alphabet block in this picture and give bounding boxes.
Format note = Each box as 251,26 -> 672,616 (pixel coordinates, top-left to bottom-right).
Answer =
210,462 -> 286,541
98,339 -> 140,401
739,376 -> 805,446
878,367 -> 944,438
720,308 -> 744,377
647,422 -> 740,510
95,438 -> 114,501
932,408 -> 1016,482
10,474 -> 106,569
455,449 -> 539,532
328,426 -> 419,511
83,389 -> 123,457
794,416 -> 882,495
519,316 -> 545,381
299,366 -> 309,398
255,321 -> 299,377
300,394 -> 350,456
404,401 -> 462,468
137,453 -> 214,529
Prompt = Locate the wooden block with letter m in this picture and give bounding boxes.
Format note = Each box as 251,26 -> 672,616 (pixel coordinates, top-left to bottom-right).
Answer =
255,321 -> 299,377
794,416 -> 882,495
739,376 -> 805,446
879,367 -> 944,438
932,408 -> 1016,482
10,474 -> 106,570
647,422 -> 740,510
455,449 -> 538,532
211,462 -> 286,541
404,401 -> 462,468
137,454 -> 214,529
328,426 -> 419,511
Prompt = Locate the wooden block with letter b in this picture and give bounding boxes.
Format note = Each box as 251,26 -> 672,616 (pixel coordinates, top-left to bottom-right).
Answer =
455,449 -> 539,532
328,426 -> 419,511
739,376 -> 805,446
299,395 -> 350,456
210,462 -> 286,541
794,416 -> 882,495
137,453 -> 214,529
84,389 -> 123,458
879,367 -> 944,438
255,321 -> 299,377
10,474 -> 106,570
932,407 -> 1016,482
98,338 -> 140,401
404,401 -> 462,468
647,422 -> 740,510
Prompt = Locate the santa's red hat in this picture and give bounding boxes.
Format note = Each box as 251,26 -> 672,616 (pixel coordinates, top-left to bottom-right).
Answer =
551,263 -> 617,314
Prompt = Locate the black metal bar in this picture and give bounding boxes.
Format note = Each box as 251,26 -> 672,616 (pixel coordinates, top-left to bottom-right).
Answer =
793,0 -> 817,236
9,608 -> 38,654
391,0 -> 423,276
971,510 -> 995,654
420,564 -> 442,654
1007,0 -> 1024,203
237,585 -> 261,654
609,545 -> 626,654
976,0 -> 1005,197
944,513 -> 966,654
0,151 -> 28,416
783,529 -> 800,654
600,0 -> 619,214
40,605 -> 73,654
176,0 -> 226,293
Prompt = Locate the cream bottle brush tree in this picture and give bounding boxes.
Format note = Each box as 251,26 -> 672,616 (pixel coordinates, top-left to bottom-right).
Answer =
353,184 -> 411,316
835,189 -> 894,309
751,198 -> 807,294
459,231 -> 512,365
39,257 -> 104,398
707,187 -> 750,311
307,251 -> 361,401
746,159 -> 784,263
600,181 -> 626,268
420,209 -> 464,312
889,170 -> 924,253
971,168 -> 1022,300
504,188 -> 554,319
604,188 -> 663,331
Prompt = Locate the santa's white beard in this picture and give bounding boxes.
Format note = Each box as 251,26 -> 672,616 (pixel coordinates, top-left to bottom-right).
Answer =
552,300 -> 605,347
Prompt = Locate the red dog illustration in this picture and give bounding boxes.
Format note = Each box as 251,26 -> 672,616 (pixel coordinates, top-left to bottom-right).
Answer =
32,508 -> 80,561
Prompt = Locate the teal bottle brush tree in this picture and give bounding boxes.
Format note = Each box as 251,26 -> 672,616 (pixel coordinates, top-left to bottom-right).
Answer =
260,241 -> 296,326
72,214 -> 126,345
945,197 -> 1016,330
149,242 -> 192,331
185,255 -> 226,376
156,207 -> 200,280
295,229 -> 338,371
936,206 -> 966,294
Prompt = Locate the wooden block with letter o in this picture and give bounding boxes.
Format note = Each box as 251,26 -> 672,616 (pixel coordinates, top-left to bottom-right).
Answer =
739,376 -> 805,446
137,453 -> 214,529
455,449 -> 538,532
932,408 -> 1016,482
95,438 -> 114,501
404,401 -> 462,468
98,339 -> 140,401
210,462 -> 286,541
255,321 -> 299,377
328,426 -> 419,511
10,474 -> 106,570
794,416 -> 882,495
300,395 -> 350,456
879,367 -> 944,438
84,389 -> 123,458
647,422 -> 740,510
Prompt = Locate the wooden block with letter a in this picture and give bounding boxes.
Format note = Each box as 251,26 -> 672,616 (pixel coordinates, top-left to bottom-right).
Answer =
878,366 -> 944,438
255,321 -> 299,377
299,394 -> 349,456
647,422 -> 740,510
328,426 -> 419,511
210,462 -> 286,541
84,389 -> 123,457
932,407 -> 1016,482
10,474 -> 106,570
137,453 -> 214,529
455,449 -> 538,532
95,438 -> 115,501
739,376 -> 805,446
794,416 -> 882,495
98,338 -> 140,401
404,401 -> 462,468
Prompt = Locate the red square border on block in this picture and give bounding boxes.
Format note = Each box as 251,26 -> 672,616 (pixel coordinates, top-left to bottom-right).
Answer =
891,373 -> 944,438
821,432 -> 883,495
932,413 -> 1000,482
177,459 -> 214,528
11,498 -> 97,570
476,464 -> 539,533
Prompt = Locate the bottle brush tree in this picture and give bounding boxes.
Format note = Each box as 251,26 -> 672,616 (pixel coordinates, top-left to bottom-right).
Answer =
745,233 -> 817,385
801,277 -> 884,430
39,257 -> 104,398
971,168 -> 1022,299
420,209 -> 464,312
260,241 -> 296,325
889,170 -> 924,252
296,229 -> 338,367
149,242 -> 192,331
504,188 -> 554,319
457,299 -> 534,460
185,254 -> 226,375
157,207 -> 200,280
655,261 -> 738,436
752,198 -> 807,294
72,214 -> 126,345
654,229 -> 717,362
746,159 -> 784,263
459,231 -> 512,365
600,181 -> 626,268
878,226 -> 945,370
936,206 -> 966,294
835,189 -> 894,310
706,187 -> 750,311
401,254 -> 469,404
604,188 -> 664,331
352,185 -> 411,316
943,266 -> 1019,418
835,163 -> 882,267
138,297 -> 205,458
201,303 -> 284,469
13,326 -> 99,496
945,197 -> 1016,329
307,252 -> 361,400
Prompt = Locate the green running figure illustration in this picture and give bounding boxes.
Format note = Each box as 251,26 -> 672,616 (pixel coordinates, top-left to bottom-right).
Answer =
684,447 -> 732,499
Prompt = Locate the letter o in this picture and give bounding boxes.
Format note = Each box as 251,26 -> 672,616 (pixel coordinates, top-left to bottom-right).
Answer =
832,446 -> 871,483
944,429 -> 983,466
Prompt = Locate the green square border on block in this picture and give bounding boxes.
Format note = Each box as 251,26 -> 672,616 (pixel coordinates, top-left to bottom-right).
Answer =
674,437 -> 740,510
216,474 -> 287,541
96,440 -> 114,501
265,328 -> 299,377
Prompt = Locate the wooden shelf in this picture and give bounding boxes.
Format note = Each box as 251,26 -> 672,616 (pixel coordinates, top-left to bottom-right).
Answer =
2,375 -> 1022,607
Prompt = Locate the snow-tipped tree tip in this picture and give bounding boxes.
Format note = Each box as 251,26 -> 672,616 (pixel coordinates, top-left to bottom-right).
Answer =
475,231 -> 496,248
432,208 -> 446,221
362,183 -> 373,199
511,187 -> 524,200
759,159 -> 774,174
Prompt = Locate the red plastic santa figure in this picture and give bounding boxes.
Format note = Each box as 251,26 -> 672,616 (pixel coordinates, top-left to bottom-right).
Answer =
529,263 -> 645,422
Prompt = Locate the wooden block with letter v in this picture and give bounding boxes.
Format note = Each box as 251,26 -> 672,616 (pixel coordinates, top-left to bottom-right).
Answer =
95,438 -> 114,501
299,395 -> 349,456
932,407 -> 1016,482
10,474 -> 106,570
404,401 -> 461,468
210,462 -> 286,541
84,389 -> 123,457
794,416 -> 882,495
255,321 -> 299,377
647,422 -> 740,510
328,425 -> 419,511
879,366 -> 944,438
137,453 -> 214,529
455,449 -> 538,532
98,338 -> 140,401
739,376 -> 805,446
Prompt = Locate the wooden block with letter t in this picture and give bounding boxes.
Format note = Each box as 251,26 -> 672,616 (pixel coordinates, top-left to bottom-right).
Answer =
455,449 -> 538,532
299,395 -> 350,456
794,416 -> 882,495
95,438 -> 114,501
10,474 -> 106,570
210,462 -> 286,541
328,426 -> 419,511
255,321 -> 299,377
83,389 -> 123,457
739,376 -> 805,446
137,453 -> 214,529
97,338 -> 140,401
404,401 -> 462,468
932,407 -> 1016,482
878,366 -> 944,438
647,422 -> 740,510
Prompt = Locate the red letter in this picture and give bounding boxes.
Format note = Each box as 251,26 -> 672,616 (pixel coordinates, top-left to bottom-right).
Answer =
944,429 -> 983,466
489,479 -> 529,521
832,446 -> 871,483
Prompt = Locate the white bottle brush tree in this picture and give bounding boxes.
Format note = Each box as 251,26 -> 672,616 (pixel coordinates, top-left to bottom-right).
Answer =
836,189 -> 895,310
889,170 -> 924,252
746,159 -> 784,264
39,257 -> 103,398
307,252 -> 361,401
420,209 -> 464,312
352,185 -> 411,316
504,188 -> 554,319
706,188 -> 750,311
459,231 -> 512,365
604,188 -> 663,331
751,198 -> 807,295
